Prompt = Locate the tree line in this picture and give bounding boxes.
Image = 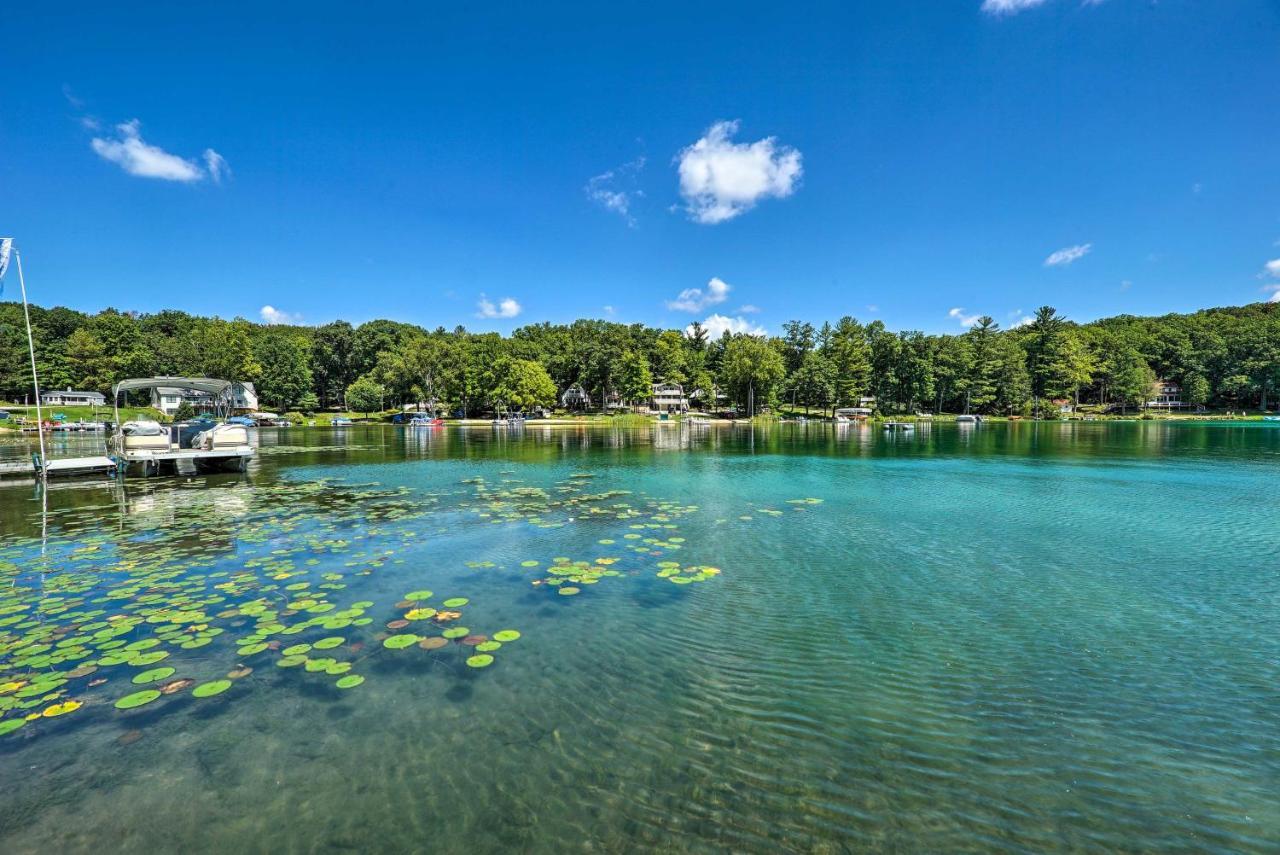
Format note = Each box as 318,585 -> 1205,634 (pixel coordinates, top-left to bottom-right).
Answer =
1,300 -> 1277,416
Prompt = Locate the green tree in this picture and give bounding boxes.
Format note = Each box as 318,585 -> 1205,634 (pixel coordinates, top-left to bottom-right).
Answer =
255,333 -> 313,410
963,317 -> 1000,413
65,329 -> 113,393
823,316 -> 871,408
616,350 -> 653,409
720,335 -> 786,415
791,351 -> 836,415
345,375 -> 384,417
1111,347 -> 1156,414
312,321 -> 356,408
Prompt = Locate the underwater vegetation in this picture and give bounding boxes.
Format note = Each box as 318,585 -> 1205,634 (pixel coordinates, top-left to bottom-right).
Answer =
0,470 -> 819,744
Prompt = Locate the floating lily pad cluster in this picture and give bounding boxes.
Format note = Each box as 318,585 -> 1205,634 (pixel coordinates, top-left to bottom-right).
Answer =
379,590 -> 520,668
0,480 -> 437,738
0,466 -> 751,741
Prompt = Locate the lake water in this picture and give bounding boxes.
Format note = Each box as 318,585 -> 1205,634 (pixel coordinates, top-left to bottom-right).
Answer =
1,422 -> 1277,853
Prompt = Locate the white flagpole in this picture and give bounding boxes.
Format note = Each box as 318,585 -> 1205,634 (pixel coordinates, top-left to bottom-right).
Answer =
15,248 -> 49,480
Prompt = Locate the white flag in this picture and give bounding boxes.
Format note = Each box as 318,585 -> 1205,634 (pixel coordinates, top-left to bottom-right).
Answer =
0,238 -> 11,284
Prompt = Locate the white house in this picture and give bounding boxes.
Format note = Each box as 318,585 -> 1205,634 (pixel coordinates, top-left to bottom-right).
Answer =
40,389 -> 106,407
151,381 -> 258,416
1146,380 -> 1185,409
561,383 -> 592,410
651,382 -> 688,413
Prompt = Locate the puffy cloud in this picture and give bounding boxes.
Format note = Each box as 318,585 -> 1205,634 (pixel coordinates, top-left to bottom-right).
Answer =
1044,243 -> 1092,267
477,295 -> 522,319
1264,258 -> 1280,278
585,157 -> 644,226
260,305 -> 302,325
738,304 -> 761,314
948,308 -> 982,327
91,119 -> 226,182
981,0 -> 1049,15
690,313 -> 767,339
666,276 -> 731,312
676,120 -> 802,224
1265,285 -> 1280,304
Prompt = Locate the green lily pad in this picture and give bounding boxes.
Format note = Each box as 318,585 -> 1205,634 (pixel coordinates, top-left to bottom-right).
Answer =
493,630 -> 521,642
282,643 -> 312,656
237,643 -> 269,656
115,690 -> 162,710
312,636 -> 344,650
466,654 -> 494,668
192,680 -> 231,698
335,674 -> 364,689
0,719 -> 25,736
383,634 -> 419,650
276,655 -> 307,667
475,641 -> 501,652
559,586 -> 580,596
404,590 -> 432,601
442,597 -> 468,608
132,666 -> 176,684
441,626 -> 469,639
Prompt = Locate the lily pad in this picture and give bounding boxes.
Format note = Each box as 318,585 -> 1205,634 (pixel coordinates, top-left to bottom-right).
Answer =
475,641 -> 502,652
418,636 -> 448,650
442,597 -> 469,608
466,654 -> 494,668
0,719 -> 26,736
115,690 -> 162,710
335,674 -> 364,689
493,630 -> 521,642
312,637 -> 344,650
192,680 -> 231,698
42,700 -> 83,717
382,634 -> 419,650
403,590 -> 433,601
132,667 -> 176,684
441,626 -> 469,639
558,586 -> 580,596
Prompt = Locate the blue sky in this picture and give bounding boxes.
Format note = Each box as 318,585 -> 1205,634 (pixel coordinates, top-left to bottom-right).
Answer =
3,1 -> 1279,336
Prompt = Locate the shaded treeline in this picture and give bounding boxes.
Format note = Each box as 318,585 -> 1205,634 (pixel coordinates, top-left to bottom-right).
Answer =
1,301 -> 1277,415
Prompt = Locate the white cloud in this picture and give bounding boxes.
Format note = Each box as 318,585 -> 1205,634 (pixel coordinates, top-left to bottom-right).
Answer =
586,157 -> 644,226
666,276 -> 731,312
603,305 -> 616,317
260,305 -> 302,325
1264,259 -> 1280,278
1009,309 -> 1034,328
676,120 -> 802,224
91,119 -> 225,182
981,0 -> 1049,15
948,307 -> 982,327
738,304 -> 761,314
1265,285 -> 1280,304
690,313 -> 767,339
204,149 -> 230,183
477,295 -> 522,319
1044,243 -> 1092,267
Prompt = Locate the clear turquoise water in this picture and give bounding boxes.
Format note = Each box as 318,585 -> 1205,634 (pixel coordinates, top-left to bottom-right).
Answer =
0,422 -> 1277,853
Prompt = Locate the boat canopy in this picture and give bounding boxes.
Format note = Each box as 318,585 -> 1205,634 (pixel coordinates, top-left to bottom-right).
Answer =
113,377 -> 234,397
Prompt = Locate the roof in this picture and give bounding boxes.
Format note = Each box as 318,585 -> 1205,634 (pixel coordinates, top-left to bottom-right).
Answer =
41,389 -> 104,398
114,377 -> 234,397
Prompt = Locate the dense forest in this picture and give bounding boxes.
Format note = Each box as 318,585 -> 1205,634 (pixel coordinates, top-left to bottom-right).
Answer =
1,300 -> 1277,416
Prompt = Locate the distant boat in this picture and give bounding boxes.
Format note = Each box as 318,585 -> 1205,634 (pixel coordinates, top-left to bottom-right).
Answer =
1263,415 -> 1280,422
407,415 -> 442,427
956,414 -> 980,424
331,417 -> 353,426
